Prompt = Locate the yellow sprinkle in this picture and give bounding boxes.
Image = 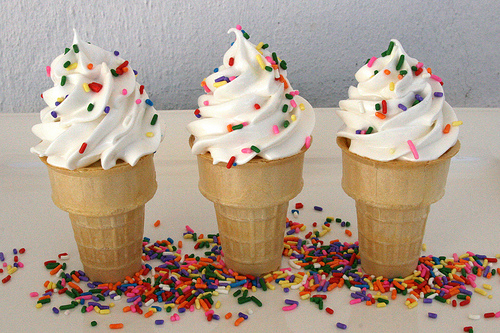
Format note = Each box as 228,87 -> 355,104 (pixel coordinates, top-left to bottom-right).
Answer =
241,287 -> 247,292
373,295 -> 388,300
483,259 -> 488,267
226,278 -> 236,283
67,62 -> 78,70
377,302 -> 387,308
195,299 -> 201,310
255,54 -> 266,70
94,306 -> 100,313
256,42 -> 264,50
291,114 -> 297,122
389,82 -> 395,91
496,254 -> 500,258
149,307 -> 157,313
483,284 -> 492,290
407,301 -> 418,309
474,287 -> 487,296
280,283 -> 292,288
213,291 -> 219,296
266,282 -> 275,290
488,295 -> 493,299
299,103 -> 305,111
389,148 -> 396,154
213,81 -> 227,88
215,301 -> 221,309
183,234 -> 193,239
36,303 -> 43,309
319,230 -> 328,237
422,243 -> 427,251
82,83 -> 90,92
109,303 -> 115,307
251,286 -> 257,292
7,267 -> 17,275
446,299 -> 451,304
300,293 -> 310,300
197,238 -> 214,243
452,121 -> 463,127
299,225 -> 306,231
57,97 -> 64,103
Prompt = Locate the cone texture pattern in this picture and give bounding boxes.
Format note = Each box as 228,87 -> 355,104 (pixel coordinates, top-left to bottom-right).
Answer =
42,154 -> 157,282
337,137 -> 460,277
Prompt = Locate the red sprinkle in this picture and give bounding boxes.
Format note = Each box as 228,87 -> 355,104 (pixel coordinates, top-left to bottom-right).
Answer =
19,248 -> 25,254
415,68 -> 423,76
79,142 -> 88,154
484,312 -> 495,318
116,61 -> 129,70
326,307 -> 334,315
226,156 -> 236,169
381,100 -> 387,114
2,275 -> 11,283
58,253 -> 68,259
139,85 -> 145,94
254,104 -> 260,109
463,327 -> 473,332
229,57 -> 234,66
88,82 -> 103,93
295,203 -> 304,209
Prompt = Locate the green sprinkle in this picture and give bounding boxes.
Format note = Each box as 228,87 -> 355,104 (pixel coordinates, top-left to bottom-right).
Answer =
365,58 -> 371,64
366,126 -> 373,134
81,306 -> 87,313
381,51 -> 387,57
96,294 -> 105,301
64,48 -> 70,55
242,290 -> 249,298
265,66 -> 273,72
346,221 -> 351,227
375,103 -> 381,111
335,218 -> 342,223
233,289 -> 242,297
261,43 -> 269,49
110,69 -> 118,77
251,296 -> 263,307
435,296 -> 447,303
412,100 -> 420,106
285,94 -> 293,100
60,75 -> 67,86
282,104 -> 288,113
457,294 -> 468,300
374,70 -> 379,75
283,120 -> 290,128
326,217 -> 332,222
193,233 -> 197,241
272,52 -> 279,64
87,103 -> 94,112
396,55 -> 405,71
386,41 -> 395,56
259,277 -> 267,291
59,303 -> 76,310
151,114 -> 158,126
280,60 -> 287,70
377,298 -> 389,304
73,44 -> 79,53
91,321 -> 97,327
45,262 -> 60,269
250,145 -> 260,153
400,70 -> 408,75
243,32 -> 250,39
65,290 -> 76,298
411,66 -> 418,71
238,296 -> 252,304
63,61 -> 71,68
166,306 -> 172,313
343,279 -> 351,288
37,298 -> 51,304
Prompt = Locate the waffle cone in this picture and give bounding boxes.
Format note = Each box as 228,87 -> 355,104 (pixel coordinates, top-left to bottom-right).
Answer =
191,136 -> 306,275
337,137 -> 460,277
41,154 -> 157,282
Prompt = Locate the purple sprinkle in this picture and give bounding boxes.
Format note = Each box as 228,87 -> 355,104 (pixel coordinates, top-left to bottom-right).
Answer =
195,113 -> 202,118
178,307 -> 186,313
336,322 -> 347,330
423,298 -> 433,303
283,288 -> 290,293
155,319 -> 164,325
55,102 -> 60,106
51,111 -> 58,118
284,299 -> 299,306
341,221 -> 346,227
133,70 -> 138,75
415,94 -> 423,101
398,104 -> 407,111
238,312 -> 248,319
104,106 -> 110,113
214,76 -> 227,82
286,229 -> 296,235
428,312 -> 437,319
212,314 -> 220,320
314,206 -> 323,211
114,51 -> 119,56
434,92 -> 443,97
52,307 -> 60,314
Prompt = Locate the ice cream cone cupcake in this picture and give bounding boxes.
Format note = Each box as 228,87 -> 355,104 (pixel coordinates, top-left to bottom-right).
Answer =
336,40 -> 460,278
188,26 -> 315,275
31,31 -> 162,282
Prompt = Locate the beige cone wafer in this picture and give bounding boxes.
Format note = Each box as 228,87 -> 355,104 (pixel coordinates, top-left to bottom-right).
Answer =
41,154 -> 157,282
191,136 -> 306,276
337,137 -> 460,277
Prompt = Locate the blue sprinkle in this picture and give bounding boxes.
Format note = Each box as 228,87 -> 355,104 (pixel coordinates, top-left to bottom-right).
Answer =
355,130 -> 362,134
51,111 -> 58,118
415,94 -> 423,101
133,70 -> 138,76
104,106 -> 110,113
434,92 -> 443,97
145,99 -> 153,106
428,312 -> 437,319
214,68 -> 219,73
113,51 -> 119,56
314,206 -> 323,211
195,113 -> 201,118
398,104 -> 407,111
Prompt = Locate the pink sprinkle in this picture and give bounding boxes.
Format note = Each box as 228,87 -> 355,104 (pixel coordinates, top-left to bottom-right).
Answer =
185,225 -> 194,233
203,100 -> 209,106
2,263 -> 6,267
416,62 -> 424,69
46,66 -> 51,77
87,305 -> 94,312
305,136 -> 311,149
29,292 -> 39,298
236,25 -> 242,30
273,125 -> 280,134
61,279 -> 66,287
453,253 -> 459,262
290,100 -> 297,108
135,99 -> 141,104
122,89 -> 127,95
407,140 -> 419,159
175,313 -> 180,320
430,74 -> 442,82
203,85 -> 211,93
350,298 -> 362,305
229,76 -> 236,81
265,56 -> 276,65
282,304 -> 298,311
367,57 -> 377,68
18,262 -> 24,268
190,305 -> 195,312
205,310 -> 214,316
495,311 -> 500,318
241,122 -> 249,126
290,90 -> 299,96
241,148 -> 253,154
361,130 -> 366,135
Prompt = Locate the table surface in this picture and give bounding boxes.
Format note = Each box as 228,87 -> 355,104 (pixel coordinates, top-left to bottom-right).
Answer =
0,108 -> 499,333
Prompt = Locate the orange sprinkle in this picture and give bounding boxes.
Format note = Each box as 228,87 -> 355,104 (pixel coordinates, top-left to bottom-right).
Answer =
199,298 -> 209,311
68,282 -> 83,293
125,276 -> 134,284
375,112 -> 386,119
87,63 -> 93,70
338,279 -> 345,288
398,74 -> 403,80
393,280 -> 405,291
109,323 -> 124,329
427,67 -> 432,74
71,274 -> 80,283
154,220 -> 161,227
384,69 -> 391,75
345,229 -> 352,237
38,295 -> 51,301
201,81 -> 207,87
443,124 -> 451,134
122,306 -> 131,312
144,310 -> 154,318
376,280 -> 385,293
225,312 -> 232,319
44,280 -> 50,288
410,290 -> 420,299
200,257 -> 213,263
234,317 -> 245,326
122,67 -> 129,73
49,264 -> 62,275
178,241 -> 183,248
366,300 -> 373,306
391,289 -> 398,300
199,234 -> 204,239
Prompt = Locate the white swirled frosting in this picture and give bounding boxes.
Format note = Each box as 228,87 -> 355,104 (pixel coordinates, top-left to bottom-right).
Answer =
187,27 -> 315,166
337,39 -> 459,161
31,30 -> 162,170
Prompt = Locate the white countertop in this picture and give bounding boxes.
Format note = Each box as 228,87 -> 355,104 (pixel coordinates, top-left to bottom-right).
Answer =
0,108 -> 499,332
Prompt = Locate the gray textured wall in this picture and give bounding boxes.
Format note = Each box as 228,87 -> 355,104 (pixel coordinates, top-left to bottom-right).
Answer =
1,0 -> 499,113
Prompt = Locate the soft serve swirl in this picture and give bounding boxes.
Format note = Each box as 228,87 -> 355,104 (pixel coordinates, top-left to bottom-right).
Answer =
337,39 -> 459,161
31,30 -> 162,170
187,27 -> 315,166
